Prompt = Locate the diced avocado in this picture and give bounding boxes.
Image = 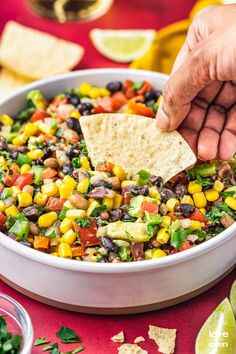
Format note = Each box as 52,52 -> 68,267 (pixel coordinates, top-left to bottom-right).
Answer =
27,90 -> 46,110
106,221 -> 150,242
187,163 -> 216,178
144,212 -> 162,225
225,186 -> 236,193
128,196 -> 158,218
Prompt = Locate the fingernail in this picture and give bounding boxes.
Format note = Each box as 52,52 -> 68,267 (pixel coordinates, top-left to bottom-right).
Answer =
156,109 -> 170,130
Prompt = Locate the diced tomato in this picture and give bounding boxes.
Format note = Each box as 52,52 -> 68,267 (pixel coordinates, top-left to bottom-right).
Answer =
42,168 -> 58,179
128,101 -> 155,117
190,209 -> 208,224
141,201 -> 159,214
71,246 -> 85,257
40,134 -> 57,143
122,195 -> 131,205
93,97 -> 113,113
123,79 -> 135,99
33,236 -> 50,250
136,80 -> 152,95
45,197 -> 64,211
96,161 -> 114,172
4,165 -> 20,187
14,173 -> 33,189
52,96 -> 68,107
31,110 -> 48,122
111,91 -> 128,111
179,240 -> 195,252
0,212 -> 6,225
72,219 -> 99,247
169,213 -> 184,221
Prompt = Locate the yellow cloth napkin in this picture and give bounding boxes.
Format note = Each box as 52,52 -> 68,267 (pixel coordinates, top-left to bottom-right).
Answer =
130,0 -> 223,74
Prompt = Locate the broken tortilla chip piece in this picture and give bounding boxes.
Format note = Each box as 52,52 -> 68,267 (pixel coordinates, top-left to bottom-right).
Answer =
0,68 -> 32,102
148,325 -> 176,354
118,343 -> 148,354
80,113 -> 196,182
0,21 -> 84,80
134,336 -> 145,344
111,331 -> 125,343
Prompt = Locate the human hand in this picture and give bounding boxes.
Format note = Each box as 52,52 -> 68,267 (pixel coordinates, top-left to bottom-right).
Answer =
156,4 -> 236,160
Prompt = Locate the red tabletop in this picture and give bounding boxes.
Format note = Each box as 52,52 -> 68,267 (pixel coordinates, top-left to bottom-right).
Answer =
0,1 -> 235,353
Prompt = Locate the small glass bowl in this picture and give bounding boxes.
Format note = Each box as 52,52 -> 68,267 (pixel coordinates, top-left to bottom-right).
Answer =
0,293 -> 34,354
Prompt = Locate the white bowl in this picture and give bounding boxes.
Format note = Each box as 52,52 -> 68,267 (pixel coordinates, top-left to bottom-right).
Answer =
0,69 -> 235,314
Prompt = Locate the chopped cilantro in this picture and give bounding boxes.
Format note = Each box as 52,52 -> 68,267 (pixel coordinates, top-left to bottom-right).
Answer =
34,337 -> 51,346
90,204 -> 107,217
195,175 -> 213,187
42,343 -> 58,352
0,316 -> 22,353
59,207 -> 69,221
206,207 -> 226,225
72,157 -> 81,168
170,229 -> 191,249
56,326 -> 81,344
75,218 -> 91,228
221,190 -> 235,199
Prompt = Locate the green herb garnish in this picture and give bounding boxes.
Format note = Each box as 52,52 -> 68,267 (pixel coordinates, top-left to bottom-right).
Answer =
0,316 -> 22,353
195,175 -> 213,187
34,337 -> 51,346
170,229 -> 191,249
137,170 -> 151,186
75,218 -> 91,228
59,207 -> 69,221
90,205 -> 107,217
56,326 -> 81,344
132,81 -> 143,91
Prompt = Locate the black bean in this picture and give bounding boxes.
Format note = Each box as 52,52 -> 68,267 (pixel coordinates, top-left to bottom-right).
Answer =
106,81 -> 123,93
65,93 -> 80,106
22,205 -> 41,222
109,209 -> 123,222
0,136 -> 7,150
66,117 -> 82,134
77,102 -> 93,115
174,184 -> 186,198
149,175 -> 163,187
18,147 -> 29,154
176,203 -> 195,216
160,188 -> 176,203
32,159 -> 44,166
101,236 -> 119,253
95,180 -> 113,189
19,241 -> 33,248
11,151 -> 19,160
42,146 -> 52,159
62,163 -> 74,176
130,186 -> 149,197
144,89 -> 161,102
122,213 -> 137,222
65,145 -> 81,158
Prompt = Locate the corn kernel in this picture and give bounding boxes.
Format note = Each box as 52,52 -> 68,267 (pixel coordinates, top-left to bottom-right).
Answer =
11,186 -> 21,197
38,121 -> 56,136
62,229 -> 77,245
5,205 -> 19,218
190,220 -> 203,230
58,242 -> 72,258
124,108 -> 135,114
161,215 -> 171,228
148,186 -> 161,200
87,200 -> 100,216
205,189 -> 219,202
225,196 -> 236,211
80,156 -> 91,170
42,182 -> 58,197
193,192 -> 207,208
55,179 -> 63,188
24,123 -> 39,136
0,157 -> 7,169
12,133 -> 28,146
103,197 -> 113,211
156,228 -> 170,244
50,252 -> 58,257
63,175 -> 77,188
59,184 -> 74,200
188,181 -> 202,194
113,165 -> 126,181
166,198 -> 179,212
88,198 -> 96,205
27,149 -> 44,160
18,192 -> 33,207
38,212 -> 57,227
113,193 -> 123,209
20,164 -> 31,174
213,180 -> 224,193
121,180 -> 138,189
77,178 -> 89,194
0,201 -> 6,212
63,200 -> 74,209
199,208 -> 206,215
0,114 -> 14,125
181,195 -> 194,205
88,88 -> 101,99
79,82 -> 92,96
34,192 -> 48,206
70,110 -> 81,119
66,209 -> 87,219
60,217 -> 73,233
152,249 -> 167,258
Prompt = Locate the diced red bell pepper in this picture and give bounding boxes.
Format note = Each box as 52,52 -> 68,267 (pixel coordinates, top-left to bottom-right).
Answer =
45,197 -> 64,211
190,209 -> 208,224
72,219 -> 100,247
14,173 -> 33,189
136,80 -> 152,95
179,240 -> 195,252
31,110 -> 48,122
96,161 -> 114,172
4,165 -> 20,186
0,212 -> 6,225
141,201 -> 159,214
52,96 -> 68,107
128,101 -> 155,117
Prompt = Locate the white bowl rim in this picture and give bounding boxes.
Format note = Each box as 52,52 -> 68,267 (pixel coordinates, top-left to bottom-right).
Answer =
0,68 -> 235,274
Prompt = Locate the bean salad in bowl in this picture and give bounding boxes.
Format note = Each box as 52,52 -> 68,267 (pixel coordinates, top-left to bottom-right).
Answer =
0,78 -> 235,263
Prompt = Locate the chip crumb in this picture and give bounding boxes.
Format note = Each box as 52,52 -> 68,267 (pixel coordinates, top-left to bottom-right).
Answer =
111,331 -> 125,343
134,336 -> 145,344
148,325 -> 176,354
118,343 -> 148,354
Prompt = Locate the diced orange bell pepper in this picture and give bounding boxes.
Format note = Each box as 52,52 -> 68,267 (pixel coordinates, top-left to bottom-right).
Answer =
41,168 -> 58,179
136,80 -> 152,95
0,212 -> 6,225
33,236 -> 50,250
31,110 -> 48,122
179,240 -> 195,252
141,201 -> 159,214
96,161 -> 114,172
14,173 -> 33,189
71,246 -> 85,257
128,101 -> 155,117
45,197 -> 64,211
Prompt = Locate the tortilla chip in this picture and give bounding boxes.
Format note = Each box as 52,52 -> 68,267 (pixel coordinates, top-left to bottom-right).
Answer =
80,113 -> 196,182
0,21 -> 84,79
118,343 -> 148,354
0,68 -> 32,102
111,331 -> 125,343
134,336 -> 145,344
148,325 -> 176,354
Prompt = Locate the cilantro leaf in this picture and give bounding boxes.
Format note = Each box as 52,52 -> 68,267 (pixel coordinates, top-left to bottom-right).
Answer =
56,326 -> 81,344
218,202 -> 236,218
195,175 -> 213,187
42,343 -> 58,352
75,218 -> 91,228
221,191 -> 235,199
72,346 -> 85,354
206,207 -> 226,225
34,337 -> 51,346
90,204 -> 107,217
170,229 -> 191,249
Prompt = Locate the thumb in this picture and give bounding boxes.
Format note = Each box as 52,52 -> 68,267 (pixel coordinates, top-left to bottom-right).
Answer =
156,41 -> 213,131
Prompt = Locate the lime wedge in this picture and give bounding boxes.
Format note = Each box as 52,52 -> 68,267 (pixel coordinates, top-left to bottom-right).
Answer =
195,298 -> 236,354
230,280 -> 236,317
90,29 -> 156,63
